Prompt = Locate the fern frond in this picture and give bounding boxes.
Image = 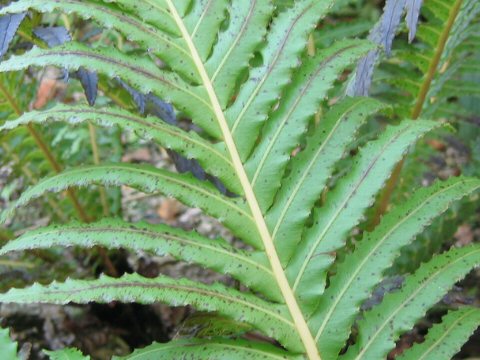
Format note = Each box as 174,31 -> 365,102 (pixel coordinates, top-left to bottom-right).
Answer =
288,120 -> 441,314
0,219 -> 280,301
436,0 -> 479,66
225,0 -> 335,160
0,0 -> 200,83
314,19 -> 374,48
115,338 -> 303,360
0,163 -> 260,247
268,97 -> 387,266
310,177 -> 480,359
204,1 -> 273,107
379,0 -> 480,117
397,307 -> 480,360
342,245 -> 480,360
0,13 -> 26,59
0,43 -> 220,138
0,1 -> 478,358
179,0 -> 229,61
0,327 -> 18,360
346,0 -> 423,97
245,39 -> 375,211
111,1 -> 185,38
0,273 -> 301,351
44,349 -> 89,360
0,105 -> 241,193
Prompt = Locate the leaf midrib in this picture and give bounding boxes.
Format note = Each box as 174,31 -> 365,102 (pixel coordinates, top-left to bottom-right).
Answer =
190,0 -> 214,38
164,2 -> 320,358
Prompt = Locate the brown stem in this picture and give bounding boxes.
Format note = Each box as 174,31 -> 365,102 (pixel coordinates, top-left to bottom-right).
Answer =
96,247 -> 118,277
369,0 -> 464,229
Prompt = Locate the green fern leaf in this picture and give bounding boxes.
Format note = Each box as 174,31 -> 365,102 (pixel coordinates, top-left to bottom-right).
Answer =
267,97 -> 387,266
225,0 -> 335,160
44,348 -> 90,360
0,327 -> 19,360
205,1 -> 274,107
0,104 -> 241,193
437,0 -> 480,66
379,0 -> 480,117
0,163 -> 260,247
0,273 -> 301,352
245,39 -> 375,211
0,1 -> 477,359
0,219 -> 280,301
111,1 -> 182,38
177,0 -> 229,62
288,120 -> 441,314
310,177 -> 480,359
397,307 -> 480,360
115,338 -> 303,360
0,43 -> 221,138
0,0 -> 200,83
342,245 -> 480,360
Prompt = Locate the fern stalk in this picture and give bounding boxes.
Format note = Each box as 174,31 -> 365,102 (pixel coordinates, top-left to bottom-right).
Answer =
371,0 -> 464,227
166,2 -> 320,358
409,0 -> 464,119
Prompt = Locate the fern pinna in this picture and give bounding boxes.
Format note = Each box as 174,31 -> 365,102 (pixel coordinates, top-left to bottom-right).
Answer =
369,0 -> 480,118
0,1 -> 479,359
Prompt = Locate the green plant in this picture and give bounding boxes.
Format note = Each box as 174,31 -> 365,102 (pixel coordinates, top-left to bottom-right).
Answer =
371,0 -> 479,208
363,0 -> 480,272
0,1 -> 479,359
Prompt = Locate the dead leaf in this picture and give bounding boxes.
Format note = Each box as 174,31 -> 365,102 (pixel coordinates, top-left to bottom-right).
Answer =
157,198 -> 181,222
121,148 -> 151,162
455,224 -> 474,246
